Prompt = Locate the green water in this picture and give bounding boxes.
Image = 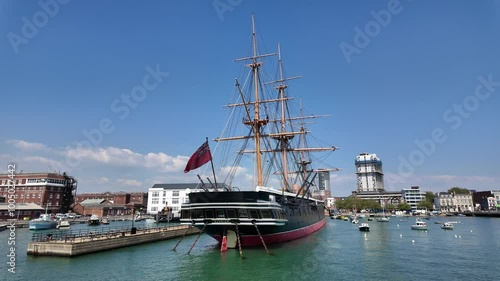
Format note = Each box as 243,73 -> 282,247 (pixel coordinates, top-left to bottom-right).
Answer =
1,217 -> 499,281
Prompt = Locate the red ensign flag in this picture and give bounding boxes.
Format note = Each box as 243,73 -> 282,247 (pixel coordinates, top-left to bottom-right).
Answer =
184,141 -> 212,173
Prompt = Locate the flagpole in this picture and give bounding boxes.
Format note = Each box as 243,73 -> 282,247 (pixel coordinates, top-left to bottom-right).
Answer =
206,137 -> 218,191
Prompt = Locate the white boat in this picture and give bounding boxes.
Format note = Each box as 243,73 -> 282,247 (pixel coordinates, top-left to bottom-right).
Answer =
441,222 -> 454,230
359,222 -> 370,232
87,215 -> 101,226
410,218 -> 428,230
101,217 -> 110,224
377,216 -> 390,222
29,213 -> 57,230
56,219 -> 71,229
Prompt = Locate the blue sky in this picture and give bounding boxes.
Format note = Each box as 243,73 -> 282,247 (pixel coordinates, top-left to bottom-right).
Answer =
1,0 -> 499,196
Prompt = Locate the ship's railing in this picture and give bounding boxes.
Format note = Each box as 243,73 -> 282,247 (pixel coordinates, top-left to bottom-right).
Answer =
30,224 -> 185,242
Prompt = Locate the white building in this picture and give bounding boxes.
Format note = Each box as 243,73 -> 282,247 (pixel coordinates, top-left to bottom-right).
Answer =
435,191 -> 474,212
402,186 -> 425,210
492,190 -> 500,210
355,153 -> 384,192
147,183 -> 199,220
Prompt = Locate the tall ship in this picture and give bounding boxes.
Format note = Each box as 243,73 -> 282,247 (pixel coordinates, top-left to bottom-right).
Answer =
180,15 -> 338,250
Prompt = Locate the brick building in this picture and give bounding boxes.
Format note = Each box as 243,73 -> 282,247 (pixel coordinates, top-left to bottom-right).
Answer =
72,199 -> 129,217
75,191 -> 148,211
0,172 -> 77,214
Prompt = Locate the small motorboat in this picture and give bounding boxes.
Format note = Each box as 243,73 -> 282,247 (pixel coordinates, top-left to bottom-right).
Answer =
87,215 -> 101,226
441,222 -> 454,230
56,219 -> 71,229
359,222 -> 370,232
410,218 -> 428,230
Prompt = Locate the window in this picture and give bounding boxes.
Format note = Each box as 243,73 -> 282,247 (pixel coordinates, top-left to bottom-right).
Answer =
238,209 -> 248,218
216,209 -> 225,218
151,207 -> 158,212
152,191 -> 159,197
205,210 -> 214,218
260,209 -> 272,218
172,198 -> 179,204
226,209 -> 236,218
173,191 -> 179,197
56,194 -> 60,199
152,199 -> 159,204
193,210 -> 204,218
248,209 -> 259,219
162,198 -> 166,204
182,210 -> 190,219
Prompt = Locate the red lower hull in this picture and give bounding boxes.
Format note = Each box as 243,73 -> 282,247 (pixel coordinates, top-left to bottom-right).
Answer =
211,218 -> 326,247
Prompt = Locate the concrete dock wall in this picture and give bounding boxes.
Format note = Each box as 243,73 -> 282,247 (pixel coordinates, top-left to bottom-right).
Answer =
27,225 -> 200,257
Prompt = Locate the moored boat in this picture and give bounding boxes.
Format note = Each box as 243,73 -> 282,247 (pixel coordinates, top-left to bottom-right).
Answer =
87,215 -> 100,226
56,219 -> 71,229
410,218 -> 428,230
359,222 -> 370,232
29,213 -> 57,230
180,15 -> 338,250
441,222 -> 454,230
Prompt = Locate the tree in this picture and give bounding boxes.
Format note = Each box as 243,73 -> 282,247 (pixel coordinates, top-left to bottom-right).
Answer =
448,187 -> 470,194
397,203 -> 412,211
424,191 -> 436,210
418,201 -> 432,210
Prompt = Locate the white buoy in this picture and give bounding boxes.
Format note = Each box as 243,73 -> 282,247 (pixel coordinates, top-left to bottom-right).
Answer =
454,235 -> 458,238
412,240 -> 415,243
470,230 -> 473,232
459,235 -> 461,239
397,224 -> 399,228
400,234 -> 403,238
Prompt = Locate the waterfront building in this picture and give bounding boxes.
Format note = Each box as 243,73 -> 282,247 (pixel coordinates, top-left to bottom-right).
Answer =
325,197 -> 337,209
472,191 -> 492,210
147,183 -> 199,220
72,199 -> 129,217
435,191 -> 474,212
0,172 -> 77,214
435,192 -> 454,213
0,203 -> 44,220
355,153 -> 384,192
454,192 -> 474,212
75,191 -> 147,208
402,186 -> 425,210
491,190 -> 500,210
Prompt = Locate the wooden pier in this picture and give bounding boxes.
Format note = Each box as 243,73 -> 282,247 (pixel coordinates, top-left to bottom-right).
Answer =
27,225 -> 200,257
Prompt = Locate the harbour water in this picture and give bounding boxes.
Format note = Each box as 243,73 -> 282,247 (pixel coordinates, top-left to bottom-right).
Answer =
1,216 -> 499,281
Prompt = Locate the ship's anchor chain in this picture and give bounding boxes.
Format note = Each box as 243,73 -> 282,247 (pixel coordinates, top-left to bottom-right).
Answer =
253,221 -> 269,255
234,223 -> 243,257
187,223 -> 207,255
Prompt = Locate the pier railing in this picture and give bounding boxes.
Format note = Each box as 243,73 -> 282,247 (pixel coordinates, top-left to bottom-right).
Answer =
30,224 -> 186,243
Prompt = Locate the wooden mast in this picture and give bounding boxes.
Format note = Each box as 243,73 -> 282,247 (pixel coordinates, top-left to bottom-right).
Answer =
250,14 -> 264,186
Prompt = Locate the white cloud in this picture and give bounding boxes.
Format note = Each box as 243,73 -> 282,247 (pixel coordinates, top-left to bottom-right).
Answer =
6,139 -> 47,151
116,178 -> 142,187
63,145 -> 187,172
